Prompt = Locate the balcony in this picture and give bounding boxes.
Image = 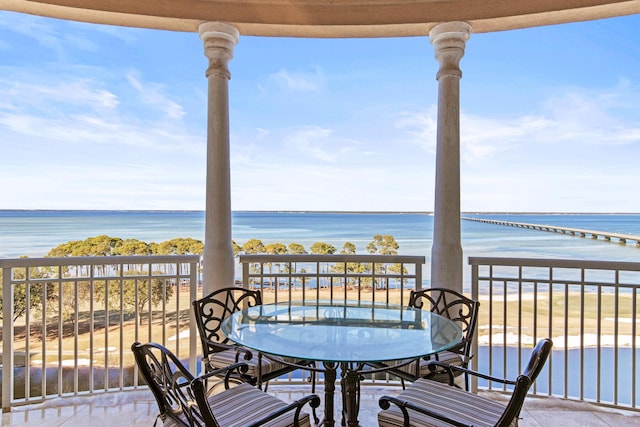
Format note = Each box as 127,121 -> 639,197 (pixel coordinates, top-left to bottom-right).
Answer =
1,254 -> 639,424
2,384 -> 640,426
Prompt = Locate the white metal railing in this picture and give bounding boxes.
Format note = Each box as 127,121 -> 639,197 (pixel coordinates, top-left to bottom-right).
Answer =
470,257 -> 640,411
4,254 -> 638,414
0,254 -> 424,411
239,254 -> 426,306
0,255 -> 200,410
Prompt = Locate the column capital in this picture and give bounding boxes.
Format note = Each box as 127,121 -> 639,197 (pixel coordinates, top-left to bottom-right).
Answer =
199,22 -> 239,79
429,22 -> 471,80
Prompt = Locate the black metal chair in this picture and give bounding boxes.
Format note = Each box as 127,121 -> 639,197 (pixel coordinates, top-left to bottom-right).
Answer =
131,341 -> 320,427
378,338 -> 553,427
369,288 -> 480,390
192,287 -> 316,390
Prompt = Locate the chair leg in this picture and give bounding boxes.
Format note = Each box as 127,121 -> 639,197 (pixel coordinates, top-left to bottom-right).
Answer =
309,368 -> 319,425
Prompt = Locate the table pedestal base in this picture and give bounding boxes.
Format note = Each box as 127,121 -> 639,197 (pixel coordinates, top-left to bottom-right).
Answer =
341,363 -> 362,427
320,362 -> 362,427
321,362 -> 337,427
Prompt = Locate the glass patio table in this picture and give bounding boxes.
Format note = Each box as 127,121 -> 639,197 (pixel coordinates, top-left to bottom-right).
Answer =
221,300 -> 463,427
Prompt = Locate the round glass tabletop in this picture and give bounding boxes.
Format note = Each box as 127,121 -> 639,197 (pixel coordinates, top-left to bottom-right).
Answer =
221,300 -> 463,363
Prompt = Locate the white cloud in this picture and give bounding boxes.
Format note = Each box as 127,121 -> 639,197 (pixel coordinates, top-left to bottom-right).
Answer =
256,128 -> 270,139
126,73 -> 185,120
0,77 -> 119,111
394,106 -> 438,154
0,161 -> 205,210
0,13 -> 101,59
231,161 -> 433,211
2,11 -> 640,213
395,83 -> 640,165
0,71 -> 202,154
270,68 -> 325,91
284,126 -> 338,162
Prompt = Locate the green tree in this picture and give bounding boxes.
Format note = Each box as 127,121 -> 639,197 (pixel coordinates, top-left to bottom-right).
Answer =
46,235 -> 124,257
288,243 -> 307,255
149,242 -> 159,254
241,239 -> 265,254
154,238 -> 203,255
93,270 -> 173,326
366,234 -> 402,289
86,235 -> 123,255
265,243 -> 287,255
241,239 -> 265,286
286,243 -> 306,284
115,238 -> 151,255
366,234 -> 399,255
310,242 -> 336,254
264,243 -> 288,287
332,242 -> 365,288
46,240 -> 81,257
310,242 -> 336,289
340,242 -> 356,254
232,240 -> 241,256
0,261 -> 56,321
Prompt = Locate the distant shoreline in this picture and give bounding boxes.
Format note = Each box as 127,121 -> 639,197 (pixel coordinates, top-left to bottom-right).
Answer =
2,209 -> 640,215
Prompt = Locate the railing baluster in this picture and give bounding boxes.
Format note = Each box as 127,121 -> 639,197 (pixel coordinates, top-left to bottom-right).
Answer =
57,276 -> 63,397
614,269 -> 620,405
89,270 -> 95,393
74,278 -> 79,394
580,267 -> 585,401
40,271 -> 46,402
4,255 -> 199,408
633,288 -> 638,408
547,266 -> 553,398
563,278 -> 569,399
25,273 -> 31,402
469,256 -> 640,411
597,284 -> 602,403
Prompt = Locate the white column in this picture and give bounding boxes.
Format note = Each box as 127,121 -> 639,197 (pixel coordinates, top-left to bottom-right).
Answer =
199,22 -> 238,296
429,22 -> 471,293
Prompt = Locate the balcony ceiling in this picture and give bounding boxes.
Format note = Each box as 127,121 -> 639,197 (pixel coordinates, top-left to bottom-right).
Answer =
3,0 -> 640,37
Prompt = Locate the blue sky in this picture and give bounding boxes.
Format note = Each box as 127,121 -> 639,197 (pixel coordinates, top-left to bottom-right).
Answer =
1,11 -> 639,212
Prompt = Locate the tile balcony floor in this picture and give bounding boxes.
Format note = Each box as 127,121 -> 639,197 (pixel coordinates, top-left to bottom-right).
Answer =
2,384 -> 640,426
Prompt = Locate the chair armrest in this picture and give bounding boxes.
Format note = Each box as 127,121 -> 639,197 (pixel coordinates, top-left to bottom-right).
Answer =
259,353 -> 319,372
246,394 -> 321,427
197,362 -> 250,389
379,395 -> 472,427
201,336 -> 254,361
426,361 -> 518,386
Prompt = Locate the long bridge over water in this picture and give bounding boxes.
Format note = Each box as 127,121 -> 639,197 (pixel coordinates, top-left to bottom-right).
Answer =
462,217 -> 640,248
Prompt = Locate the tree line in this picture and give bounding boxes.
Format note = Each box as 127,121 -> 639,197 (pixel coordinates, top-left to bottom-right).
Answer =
1,234 -> 401,323
41,234 -> 400,257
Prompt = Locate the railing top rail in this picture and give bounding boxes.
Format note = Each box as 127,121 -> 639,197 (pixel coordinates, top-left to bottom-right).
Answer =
239,254 -> 426,263
0,254 -> 201,268
469,256 -> 640,271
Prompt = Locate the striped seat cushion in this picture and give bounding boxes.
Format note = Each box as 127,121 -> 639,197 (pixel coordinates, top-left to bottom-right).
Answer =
387,351 -> 463,378
378,378 -> 511,427
208,349 -> 294,378
164,383 -> 311,427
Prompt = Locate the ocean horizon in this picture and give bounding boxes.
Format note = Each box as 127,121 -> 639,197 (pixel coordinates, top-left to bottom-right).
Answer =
2,210 -> 640,269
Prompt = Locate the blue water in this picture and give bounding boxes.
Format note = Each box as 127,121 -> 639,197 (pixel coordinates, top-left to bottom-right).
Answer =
3,210 -> 640,262
477,346 -> 640,407
3,210 -> 640,287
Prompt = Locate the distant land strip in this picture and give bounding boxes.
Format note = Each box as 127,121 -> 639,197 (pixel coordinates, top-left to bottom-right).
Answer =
462,217 -> 640,248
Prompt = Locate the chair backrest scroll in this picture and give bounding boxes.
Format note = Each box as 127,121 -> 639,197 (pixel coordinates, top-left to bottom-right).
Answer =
192,287 -> 262,358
